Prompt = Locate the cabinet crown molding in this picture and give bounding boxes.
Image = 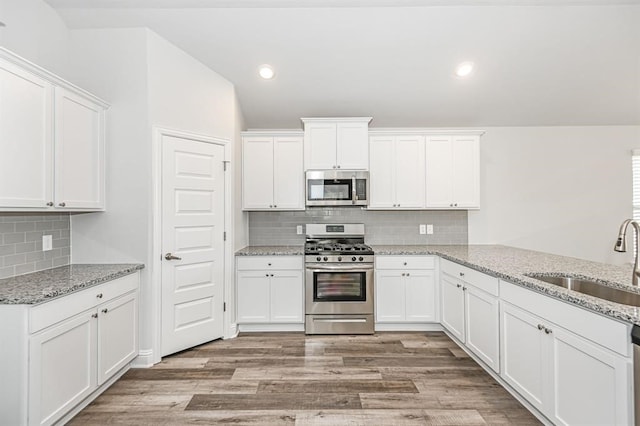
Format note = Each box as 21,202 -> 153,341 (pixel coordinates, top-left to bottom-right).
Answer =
0,47 -> 110,109
242,130 -> 304,137
300,117 -> 373,124
368,128 -> 485,136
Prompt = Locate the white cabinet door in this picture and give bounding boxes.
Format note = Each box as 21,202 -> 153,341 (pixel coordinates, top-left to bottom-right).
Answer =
394,135 -> 425,208
97,291 -> 138,385
500,302 -> 547,414
0,59 -> 53,209
368,136 -> 395,209
273,137 -> 304,210
425,136 -> 453,208
405,270 -> 436,322
550,325 -> 631,426
304,122 -> 337,170
29,312 -> 97,426
242,136 -> 274,209
236,271 -> 270,323
452,136 -> 479,208
270,270 -> 304,323
375,270 -> 405,322
440,273 -> 465,342
54,87 -> 105,209
337,121 -> 368,170
465,285 -> 499,372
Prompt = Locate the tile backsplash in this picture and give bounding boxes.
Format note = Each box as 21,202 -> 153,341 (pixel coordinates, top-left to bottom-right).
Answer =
248,208 -> 468,246
0,213 -> 70,279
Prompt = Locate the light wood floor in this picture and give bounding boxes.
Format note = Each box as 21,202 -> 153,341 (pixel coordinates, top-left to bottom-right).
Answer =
70,332 -> 541,425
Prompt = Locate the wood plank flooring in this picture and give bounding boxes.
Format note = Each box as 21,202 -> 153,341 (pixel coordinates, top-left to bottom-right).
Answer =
69,332 -> 541,425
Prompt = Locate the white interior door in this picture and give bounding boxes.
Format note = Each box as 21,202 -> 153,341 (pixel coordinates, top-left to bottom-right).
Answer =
161,134 -> 225,356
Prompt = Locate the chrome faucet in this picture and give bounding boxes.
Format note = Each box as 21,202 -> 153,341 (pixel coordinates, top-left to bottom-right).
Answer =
614,219 -> 640,286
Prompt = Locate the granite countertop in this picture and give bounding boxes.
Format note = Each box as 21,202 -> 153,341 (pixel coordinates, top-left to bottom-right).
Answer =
236,246 -> 304,256
373,244 -> 640,326
0,264 -> 145,305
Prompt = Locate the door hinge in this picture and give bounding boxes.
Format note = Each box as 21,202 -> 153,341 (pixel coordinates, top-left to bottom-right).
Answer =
223,231 -> 227,241
223,160 -> 230,171
223,302 -> 227,312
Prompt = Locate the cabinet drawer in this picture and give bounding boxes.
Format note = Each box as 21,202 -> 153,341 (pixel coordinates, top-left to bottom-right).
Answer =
375,256 -> 435,270
500,280 -> 631,357
441,259 -> 499,296
30,273 -> 139,334
237,256 -> 303,271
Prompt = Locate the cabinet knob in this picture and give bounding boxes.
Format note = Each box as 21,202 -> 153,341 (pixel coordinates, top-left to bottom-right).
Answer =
459,272 -> 465,277
269,205 -> 273,208
403,262 -> 407,266
406,273 -> 410,277
102,308 -> 108,314
46,201 -> 54,207
96,293 -> 103,299
454,203 -> 458,207
273,205 -> 277,208
270,274 -> 274,277
401,273 -> 405,276
462,286 -> 467,291
537,324 -> 545,330
337,165 -> 341,169
397,204 -> 400,207
91,313 -> 98,318
332,165 -> 336,169
266,273 -> 269,277
268,263 -> 272,266
457,284 -> 462,288
58,202 -> 66,207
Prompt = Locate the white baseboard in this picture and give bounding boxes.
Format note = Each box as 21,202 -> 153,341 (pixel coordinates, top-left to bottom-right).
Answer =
131,348 -> 155,368
225,322 -> 239,339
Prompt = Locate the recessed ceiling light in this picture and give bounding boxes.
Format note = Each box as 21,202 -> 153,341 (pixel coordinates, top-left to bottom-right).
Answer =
258,64 -> 275,80
455,62 -> 474,78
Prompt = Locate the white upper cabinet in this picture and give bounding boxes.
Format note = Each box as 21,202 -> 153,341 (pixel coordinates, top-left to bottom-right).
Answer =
242,132 -> 304,211
54,87 -> 105,209
302,117 -> 371,170
369,135 -> 425,209
0,58 -> 53,208
0,48 -> 108,212
425,135 -> 480,209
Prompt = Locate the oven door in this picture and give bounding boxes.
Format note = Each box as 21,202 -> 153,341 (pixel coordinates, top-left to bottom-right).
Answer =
305,263 -> 374,315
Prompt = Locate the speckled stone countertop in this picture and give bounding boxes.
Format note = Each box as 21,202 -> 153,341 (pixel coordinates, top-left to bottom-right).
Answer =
236,246 -> 304,256
0,264 -> 144,305
373,244 -> 640,326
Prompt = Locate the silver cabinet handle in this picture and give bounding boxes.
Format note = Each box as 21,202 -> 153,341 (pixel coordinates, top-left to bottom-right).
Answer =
58,202 -> 66,207
165,253 -> 182,260
46,202 -> 54,207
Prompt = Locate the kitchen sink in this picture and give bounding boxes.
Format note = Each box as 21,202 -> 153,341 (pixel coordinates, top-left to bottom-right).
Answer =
525,274 -> 640,308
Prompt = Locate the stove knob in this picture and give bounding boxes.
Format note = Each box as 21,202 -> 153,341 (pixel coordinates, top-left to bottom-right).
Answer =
359,256 -> 364,261
338,256 -> 342,261
316,256 -> 321,262
323,257 -> 328,261
352,256 -> 357,261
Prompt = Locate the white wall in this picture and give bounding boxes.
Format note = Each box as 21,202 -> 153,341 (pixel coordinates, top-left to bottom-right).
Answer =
0,0 -> 70,78
469,126 -> 640,265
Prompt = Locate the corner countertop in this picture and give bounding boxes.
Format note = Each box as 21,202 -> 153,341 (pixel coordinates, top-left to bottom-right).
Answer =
237,244 -> 640,326
0,264 -> 145,305
373,244 -> 640,326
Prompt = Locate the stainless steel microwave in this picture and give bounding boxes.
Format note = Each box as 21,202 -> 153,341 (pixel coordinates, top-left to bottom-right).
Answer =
306,170 -> 369,207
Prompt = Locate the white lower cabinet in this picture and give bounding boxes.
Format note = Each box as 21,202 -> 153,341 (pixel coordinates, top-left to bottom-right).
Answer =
440,259 -> 500,372
0,272 -> 139,426
500,281 -> 632,426
375,256 -> 437,328
236,256 -> 304,328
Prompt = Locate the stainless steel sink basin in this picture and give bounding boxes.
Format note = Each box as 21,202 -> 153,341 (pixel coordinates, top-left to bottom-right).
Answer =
525,274 -> 640,307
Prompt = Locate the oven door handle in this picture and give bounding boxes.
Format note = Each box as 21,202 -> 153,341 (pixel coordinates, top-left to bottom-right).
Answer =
307,264 -> 374,271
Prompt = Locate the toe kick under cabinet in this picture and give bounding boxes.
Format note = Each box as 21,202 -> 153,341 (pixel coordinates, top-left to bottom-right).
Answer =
0,272 -> 139,426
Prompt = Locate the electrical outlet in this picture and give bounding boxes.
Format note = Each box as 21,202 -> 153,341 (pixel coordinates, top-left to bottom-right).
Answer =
42,235 -> 53,251
296,225 -> 303,235
427,224 -> 434,235
419,224 -> 426,235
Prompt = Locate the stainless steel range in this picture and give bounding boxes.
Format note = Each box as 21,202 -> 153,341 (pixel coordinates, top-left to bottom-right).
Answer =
304,223 -> 374,335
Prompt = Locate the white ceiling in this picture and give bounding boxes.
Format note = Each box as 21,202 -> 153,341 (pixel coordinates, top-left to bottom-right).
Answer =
47,0 -> 640,128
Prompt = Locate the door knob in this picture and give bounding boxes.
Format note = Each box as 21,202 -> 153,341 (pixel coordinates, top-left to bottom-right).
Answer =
164,253 -> 182,261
